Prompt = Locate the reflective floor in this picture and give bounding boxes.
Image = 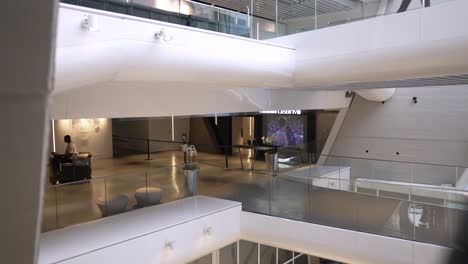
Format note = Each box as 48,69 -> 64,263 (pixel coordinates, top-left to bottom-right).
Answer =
42,151 -> 467,248
42,151 -> 265,232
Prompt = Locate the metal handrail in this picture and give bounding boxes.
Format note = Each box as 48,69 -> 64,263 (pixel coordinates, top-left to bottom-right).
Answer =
47,162 -> 198,188
320,154 -> 467,169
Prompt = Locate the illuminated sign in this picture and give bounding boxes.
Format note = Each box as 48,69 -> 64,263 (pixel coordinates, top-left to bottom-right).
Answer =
260,110 -> 302,115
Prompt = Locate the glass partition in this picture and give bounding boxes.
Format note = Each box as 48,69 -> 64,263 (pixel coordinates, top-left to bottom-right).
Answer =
42,184 -> 58,232
56,177 -> 106,228
105,170 -> 147,211
42,138 -> 467,247
42,163 -> 197,232
412,200 -> 467,248
277,143 -> 314,174
316,0 -> 364,29
63,0 -> 450,40
198,163 -> 272,215
219,9 -> 250,38
431,0 -> 455,6
198,152 -> 467,247
219,242 -> 237,264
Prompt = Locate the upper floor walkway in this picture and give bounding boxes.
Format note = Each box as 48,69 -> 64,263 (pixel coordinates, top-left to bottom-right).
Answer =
53,0 -> 468,120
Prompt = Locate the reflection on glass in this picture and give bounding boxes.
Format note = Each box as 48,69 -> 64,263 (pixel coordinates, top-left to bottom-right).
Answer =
260,244 -> 276,264
42,186 -> 58,232
316,0 -> 364,29
132,0 -> 180,13
56,178 -> 105,228
294,253 -> 309,264
278,248 -> 293,263
239,240 -> 258,264
219,242 -> 237,264
105,171 -> 147,210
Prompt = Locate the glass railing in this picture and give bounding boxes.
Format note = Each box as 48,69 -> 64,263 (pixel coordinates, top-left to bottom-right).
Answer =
43,135 -> 467,247
198,154 -> 467,248
278,0 -> 454,38
61,0 -> 454,40
61,0 -> 251,38
321,154 -> 467,192
42,163 -> 198,232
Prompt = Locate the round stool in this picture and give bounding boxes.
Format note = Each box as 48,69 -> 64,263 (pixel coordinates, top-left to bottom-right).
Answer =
96,194 -> 129,216
134,187 -> 162,207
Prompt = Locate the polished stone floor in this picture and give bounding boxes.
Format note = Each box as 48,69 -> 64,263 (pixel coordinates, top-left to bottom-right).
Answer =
42,151 -> 266,232
42,151 -> 466,248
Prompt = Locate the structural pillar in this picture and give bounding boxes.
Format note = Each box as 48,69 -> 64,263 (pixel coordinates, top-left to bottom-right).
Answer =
0,1 -> 58,263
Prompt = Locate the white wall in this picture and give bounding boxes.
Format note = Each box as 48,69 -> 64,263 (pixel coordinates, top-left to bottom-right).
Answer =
241,212 -> 452,264
54,4 -> 294,95
1,0 -> 57,263
53,119 -> 113,158
328,85 -> 468,184
53,1 -> 468,120
51,4 -> 360,119
51,82 -> 350,119
269,0 -> 468,88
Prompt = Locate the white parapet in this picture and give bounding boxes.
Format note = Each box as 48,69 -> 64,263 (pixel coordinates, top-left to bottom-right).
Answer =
39,196 -> 241,264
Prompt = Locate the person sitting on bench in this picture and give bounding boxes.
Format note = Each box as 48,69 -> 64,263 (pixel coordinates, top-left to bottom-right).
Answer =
50,135 -> 78,183
63,135 -> 77,157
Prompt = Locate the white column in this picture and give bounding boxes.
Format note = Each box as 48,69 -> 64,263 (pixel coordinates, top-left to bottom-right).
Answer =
0,1 -> 57,264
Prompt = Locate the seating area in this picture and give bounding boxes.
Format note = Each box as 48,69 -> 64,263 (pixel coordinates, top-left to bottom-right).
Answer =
96,194 -> 129,216
49,152 -> 93,184
134,187 -> 162,207
96,186 -> 163,216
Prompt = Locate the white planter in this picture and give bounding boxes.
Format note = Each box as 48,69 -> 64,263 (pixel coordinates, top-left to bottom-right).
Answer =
185,169 -> 198,195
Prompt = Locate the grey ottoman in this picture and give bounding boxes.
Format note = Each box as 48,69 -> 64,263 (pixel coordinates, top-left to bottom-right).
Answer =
134,187 -> 162,207
96,194 -> 129,216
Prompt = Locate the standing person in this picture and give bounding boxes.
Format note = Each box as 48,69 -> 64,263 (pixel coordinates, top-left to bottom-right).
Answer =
64,135 -> 77,158
275,117 -> 288,147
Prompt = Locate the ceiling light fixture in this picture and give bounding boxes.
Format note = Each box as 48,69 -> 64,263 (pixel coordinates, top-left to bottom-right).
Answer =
154,28 -> 173,42
81,14 -> 100,32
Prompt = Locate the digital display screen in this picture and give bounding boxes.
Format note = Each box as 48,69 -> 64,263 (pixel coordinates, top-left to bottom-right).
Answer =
263,114 -> 306,147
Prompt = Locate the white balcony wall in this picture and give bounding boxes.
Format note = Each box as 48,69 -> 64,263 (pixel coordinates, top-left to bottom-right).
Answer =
51,82 -> 351,119
241,212 -> 452,264
269,0 -> 468,88
53,1 -> 468,119
39,196 -> 241,264
55,4 -> 294,95
55,4 -> 353,119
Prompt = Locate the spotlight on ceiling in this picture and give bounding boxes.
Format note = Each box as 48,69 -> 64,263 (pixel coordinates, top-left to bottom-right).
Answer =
154,28 -> 173,42
81,14 -> 100,32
